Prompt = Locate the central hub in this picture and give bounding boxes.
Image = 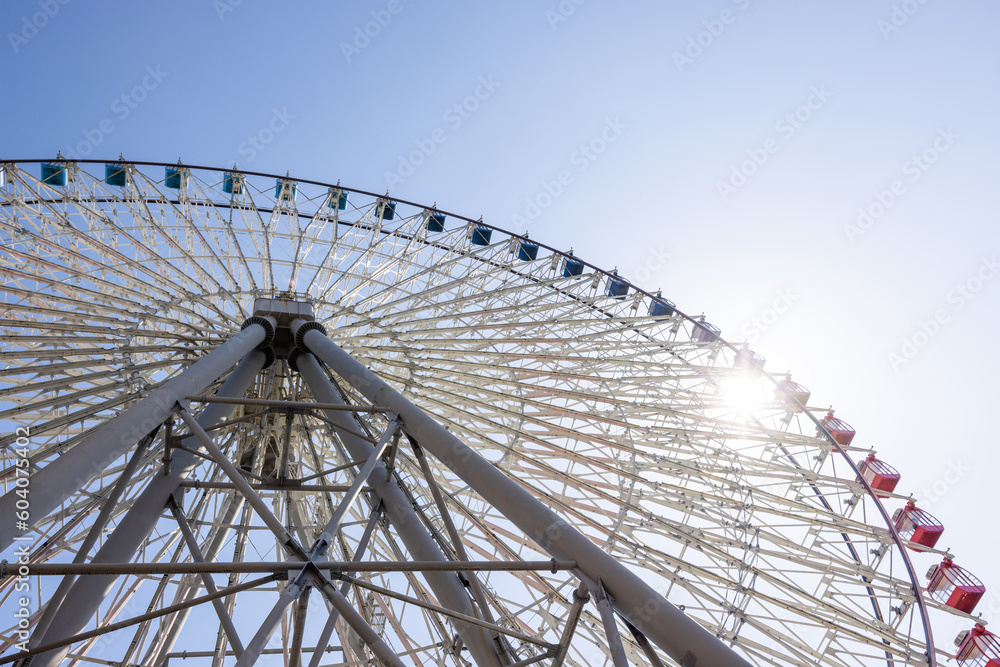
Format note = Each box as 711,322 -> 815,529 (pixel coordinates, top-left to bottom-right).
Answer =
251,297 -> 315,358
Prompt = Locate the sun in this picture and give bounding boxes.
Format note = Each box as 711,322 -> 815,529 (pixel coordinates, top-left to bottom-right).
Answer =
720,370 -> 766,414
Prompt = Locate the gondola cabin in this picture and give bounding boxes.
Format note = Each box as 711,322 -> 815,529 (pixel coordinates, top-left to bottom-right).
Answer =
606,272 -> 628,299
692,321 -> 721,344
893,501 -> 944,550
857,453 -> 901,498
41,162 -> 66,186
956,625 -> 1000,667
775,378 -> 810,413
927,560 -> 985,614
819,412 -> 855,446
649,293 -> 675,318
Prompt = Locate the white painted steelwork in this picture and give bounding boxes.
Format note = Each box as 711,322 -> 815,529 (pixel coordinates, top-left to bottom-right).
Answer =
0,160 -> 960,667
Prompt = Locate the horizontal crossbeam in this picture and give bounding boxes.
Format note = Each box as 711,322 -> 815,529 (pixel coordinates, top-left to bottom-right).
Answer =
2,560 -> 576,577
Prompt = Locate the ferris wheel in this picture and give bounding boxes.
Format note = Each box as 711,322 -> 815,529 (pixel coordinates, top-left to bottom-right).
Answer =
0,159 -> 993,667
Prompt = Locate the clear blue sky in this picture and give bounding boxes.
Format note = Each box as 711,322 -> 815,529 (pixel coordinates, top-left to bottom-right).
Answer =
3,0 -> 1000,635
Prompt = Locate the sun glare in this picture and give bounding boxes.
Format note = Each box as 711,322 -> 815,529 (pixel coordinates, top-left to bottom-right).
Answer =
721,372 -> 766,414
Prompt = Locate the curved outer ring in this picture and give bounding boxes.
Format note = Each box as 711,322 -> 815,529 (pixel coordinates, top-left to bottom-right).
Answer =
1,157 -> 937,663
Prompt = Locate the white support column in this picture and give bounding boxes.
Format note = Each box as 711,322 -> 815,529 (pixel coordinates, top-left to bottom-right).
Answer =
143,491 -> 246,666
310,418 -> 398,556
410,438 -> 515,664
168,499 -> 245,658
176,405 -> 306,560
593,580 -> 629,667
315,575 -> 406,667
297,327 -> 754,667
235,576 -> 307,667
306,503 -> 382,667
296,353 -> 503,667
30,428 -> 156,642
0,320 -> 272,551
551,585 -> 589,667
28,349 -> 267,667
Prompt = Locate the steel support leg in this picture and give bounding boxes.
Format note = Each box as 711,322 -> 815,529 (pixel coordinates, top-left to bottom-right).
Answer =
297,328 -> 753,667
315,577 -> 405,667
1,576 -> 274,667
168,499 -> 245,657
296,353 -> 503,667
143,491 -> 246,666
235,577 -> 307,667
176,405 -> 306,560
623,620 -> 666,667
410,438 -> 514,664
552,585 -> 590,667
306,503 -> 381,667
594,580 -> 629,667
30,428 -> 155,642
288,587 -> 311,667
0,321 -> 271,550
29,349 -> 267,667
276,409 -> 294,480
183,390 -> 399,667
310,418 -> 398,556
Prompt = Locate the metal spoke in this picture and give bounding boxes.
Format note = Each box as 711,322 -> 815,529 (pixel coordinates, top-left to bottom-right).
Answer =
0,160 -> 951,667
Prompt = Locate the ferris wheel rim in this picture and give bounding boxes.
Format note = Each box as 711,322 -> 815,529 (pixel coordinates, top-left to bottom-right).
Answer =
0,157 -> 945,665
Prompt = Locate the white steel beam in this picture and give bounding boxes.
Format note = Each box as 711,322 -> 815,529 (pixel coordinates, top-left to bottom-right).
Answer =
0,321 -> 272,551
27,350 -> 267,667
298,326 -> 754,667
296,353 -> 503,667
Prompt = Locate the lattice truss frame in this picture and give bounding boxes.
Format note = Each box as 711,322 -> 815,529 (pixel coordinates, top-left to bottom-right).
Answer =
0,160 -> 970,667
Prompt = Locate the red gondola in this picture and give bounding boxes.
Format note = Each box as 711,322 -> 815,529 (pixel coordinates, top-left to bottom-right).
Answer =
857,453 -> 901,498
775,376 -> 810,413
956,625 -> 1000,667
927,559 -> 985,614
893,500 -> 944,550
819,411 -> 855,446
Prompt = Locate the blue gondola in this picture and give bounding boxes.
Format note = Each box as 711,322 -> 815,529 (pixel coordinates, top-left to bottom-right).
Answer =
104,163 -> 126,187
470,226 -> 492,246
329,189 -> 348,210
223,172 -> 243,194
41,163 -> 66,186
275,179 -> 296,200
377,199 -> 396,220
165,166 -> 183,189
562,256 -> 584,277
517,240 -> 539,261
692,321 -> 721,344
606,271 -> 629,299
426,212 -> 446,232
649,294 -> 675,318
734,348 -> 766,372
